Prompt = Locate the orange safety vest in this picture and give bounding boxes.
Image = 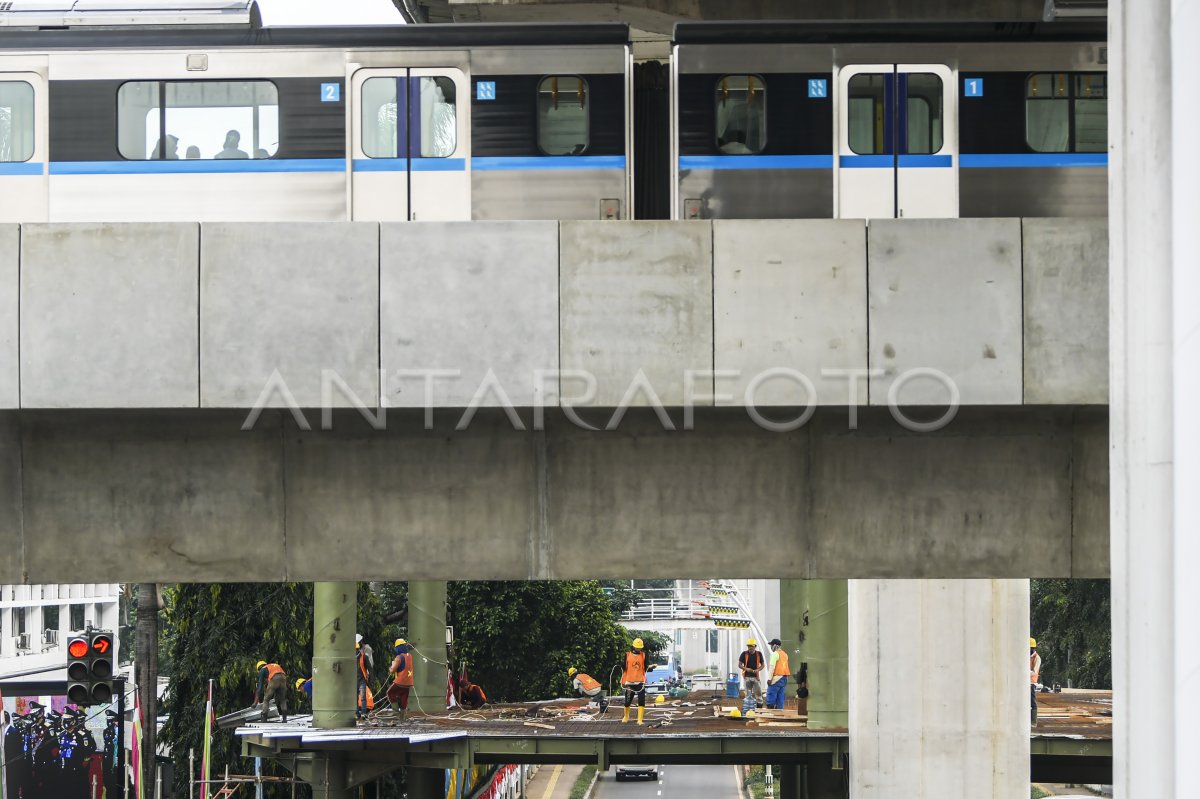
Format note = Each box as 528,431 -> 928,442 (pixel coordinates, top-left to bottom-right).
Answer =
1030,652 -> 1041,685
577,673 -> 601,692
264,663 -> 285,681
357,649 -> 369,680
392,653 -> 414,687
773,649 -> 790,677
624,651 -> 646,684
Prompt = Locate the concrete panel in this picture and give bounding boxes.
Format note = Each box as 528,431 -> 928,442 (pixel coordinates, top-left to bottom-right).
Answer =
868,219 -> 1022,405
546,411 -> 810,578
0,226 -> 17,409
20,412 -> 285,582
560,221 -> 713,406
381,222 -> 558,408
0,414 -> 21,582
283,411 -> 534,581
1071,408 -> 1110,576
1023,217 -> 1109,404
714,220 -> 868,406
850,579 -> 1029,799
20,223 -> 199,408
811,409 -> 1073,577
201,223 -> 379,408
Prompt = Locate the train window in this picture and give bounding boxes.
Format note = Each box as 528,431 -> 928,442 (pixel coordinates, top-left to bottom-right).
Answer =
118,80 -> 279,160
904,74 -> 943,154
361,76 -> 457,158
0,81 -> 34,163
848,74 -> 887,155
715,76 -> 766,155
1026,72 -> 1106,153
1073,74 -> 1107,153
537,76 -> 589,155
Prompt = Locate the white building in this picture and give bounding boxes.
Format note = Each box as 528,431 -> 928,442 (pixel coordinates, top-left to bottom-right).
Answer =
0,583 -> 122,680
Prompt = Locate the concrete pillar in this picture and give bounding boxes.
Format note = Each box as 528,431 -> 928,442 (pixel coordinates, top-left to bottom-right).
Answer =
312,582 -> 356,729
408,581 -> 448,711
406,767 -> 444,799
848,579 -> 1028,798
1110,1 -> 1184,797
805,580 -> 847,729
310,754 -> 349,799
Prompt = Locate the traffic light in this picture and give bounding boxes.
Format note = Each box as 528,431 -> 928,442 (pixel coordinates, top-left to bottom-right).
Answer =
65,630 -> 115,706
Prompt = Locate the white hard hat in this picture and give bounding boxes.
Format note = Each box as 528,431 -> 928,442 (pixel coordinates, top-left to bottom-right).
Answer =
355,634 -> 363,644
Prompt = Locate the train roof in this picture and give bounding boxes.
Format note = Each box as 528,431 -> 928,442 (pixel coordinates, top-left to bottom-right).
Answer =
673,20 -> 1107,45
0,21 -> 631,49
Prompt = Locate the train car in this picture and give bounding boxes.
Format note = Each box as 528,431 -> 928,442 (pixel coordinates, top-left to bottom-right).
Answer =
670,21 -> 1108,220
0,2 -> 631,223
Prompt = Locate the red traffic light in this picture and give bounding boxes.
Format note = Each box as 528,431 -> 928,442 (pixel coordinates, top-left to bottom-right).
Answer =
91,636 -> 112,655
68,639 -> 89,658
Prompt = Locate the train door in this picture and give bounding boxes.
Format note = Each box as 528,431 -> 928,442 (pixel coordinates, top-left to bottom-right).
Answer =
0,72 -> 47,222
351,67 -> 469,221
836,64 -> 957,219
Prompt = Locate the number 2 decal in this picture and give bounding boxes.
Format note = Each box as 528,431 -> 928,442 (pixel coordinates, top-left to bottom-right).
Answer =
321,83 -> 342,103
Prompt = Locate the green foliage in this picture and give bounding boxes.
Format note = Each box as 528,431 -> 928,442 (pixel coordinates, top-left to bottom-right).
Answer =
374,581 -> 409,625
568,765 -> 598,799
1031,787 -> 1051,799
624,629 -> 671,667
1030,579 -> 1111,689
599,583 -> 641,618
448,581 -> 629,701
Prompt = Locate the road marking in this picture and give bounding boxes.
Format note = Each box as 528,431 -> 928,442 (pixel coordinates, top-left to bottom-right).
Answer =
540,765 -> 563,799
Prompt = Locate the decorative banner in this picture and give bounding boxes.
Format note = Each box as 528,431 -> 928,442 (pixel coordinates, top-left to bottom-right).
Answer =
201,679 -> 215,799
132,687 -> 144,799
714,619 -> 751,630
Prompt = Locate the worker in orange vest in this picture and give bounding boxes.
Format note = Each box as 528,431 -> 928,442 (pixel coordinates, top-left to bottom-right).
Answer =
766,638 -> 790,710
255,660 -> 288,723
387,639 -> 415,722
569,667 -> 609,715
1030,637 -> 1043,725
458,678 -> 488,710
355,635 -> 373,720
620,638 -> 647,725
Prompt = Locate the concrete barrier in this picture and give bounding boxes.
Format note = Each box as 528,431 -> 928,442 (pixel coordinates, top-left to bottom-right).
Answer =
201,223 -> 380,408
0,225 -> 16,409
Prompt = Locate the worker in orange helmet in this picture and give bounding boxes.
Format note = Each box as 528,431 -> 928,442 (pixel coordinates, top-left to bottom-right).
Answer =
620,638 -> 647,725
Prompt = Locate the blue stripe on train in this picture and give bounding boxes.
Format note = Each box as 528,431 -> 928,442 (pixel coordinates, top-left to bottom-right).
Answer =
679,153 -> 1108,169
959,153 -> 1107,168
0,162 -> 44,176
49,159 -> 346,175
680,155 -> 832,170
473,156 -> 626,171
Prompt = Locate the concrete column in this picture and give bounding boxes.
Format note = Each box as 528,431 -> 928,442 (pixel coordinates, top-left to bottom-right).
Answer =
312,582 -> 357,729
1111,1 -> 1180,797
805,580 -> 847,730
310,754 -> 349,799
848,580 -> 1028,798
406,767 -> 444,799
408,581 -> 448,711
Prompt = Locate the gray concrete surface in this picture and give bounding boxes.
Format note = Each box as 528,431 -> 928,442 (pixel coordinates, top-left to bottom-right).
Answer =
381,222 -> 558,408
1023,218 -> 1109,404
20,223 -> 200,408
868,219 -> 1023,406
0,226 -> 17,409
0,406 -> 1107,583
714,220 -> 867,406
593,765 -> 737,798
560,221 -> 713,406
201,223 -> 380,408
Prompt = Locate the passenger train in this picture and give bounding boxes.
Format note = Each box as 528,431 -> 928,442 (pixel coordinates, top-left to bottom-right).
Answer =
0,2 -> 1107,223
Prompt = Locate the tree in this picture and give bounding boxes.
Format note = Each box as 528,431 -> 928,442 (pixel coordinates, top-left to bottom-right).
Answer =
135,583 -> 159,791
1030,579 -> 1111,689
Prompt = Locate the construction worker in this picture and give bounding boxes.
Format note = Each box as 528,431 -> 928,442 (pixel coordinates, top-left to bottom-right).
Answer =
387,639 -> 414,721
620,638 -> 647,725
738,639 -> 765,709
355,636 -> 372,720
569,667 -> 609,715
1030,637 -> 1042,725
766,638 -> 790,710
295,677 -> 312,702
255,660 -> 288,723
458,678 -> 488,710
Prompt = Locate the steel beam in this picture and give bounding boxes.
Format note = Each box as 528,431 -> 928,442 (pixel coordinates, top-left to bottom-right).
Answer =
313,582 -> 358,729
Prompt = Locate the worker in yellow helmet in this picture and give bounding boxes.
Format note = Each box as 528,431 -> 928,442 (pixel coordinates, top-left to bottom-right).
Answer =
738,639 -> 764,711
255,660 -> 288,723
386,639 -> 414,722
620,638 -> 647,725
568,667 -> 609,715
1030,637 -> 1042,725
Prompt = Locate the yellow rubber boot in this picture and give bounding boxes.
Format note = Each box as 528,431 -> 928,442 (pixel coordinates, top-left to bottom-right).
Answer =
622,707 -> 630,723
636,706 -> 645,726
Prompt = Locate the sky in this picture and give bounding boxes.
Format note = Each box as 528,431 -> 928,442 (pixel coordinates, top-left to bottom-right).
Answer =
254,0 -> 406,26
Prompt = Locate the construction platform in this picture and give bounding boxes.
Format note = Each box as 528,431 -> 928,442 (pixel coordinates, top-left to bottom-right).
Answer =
235,691 -> 1112,783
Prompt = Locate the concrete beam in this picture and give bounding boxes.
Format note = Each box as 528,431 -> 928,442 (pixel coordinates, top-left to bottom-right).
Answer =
0,406 -> 1107,583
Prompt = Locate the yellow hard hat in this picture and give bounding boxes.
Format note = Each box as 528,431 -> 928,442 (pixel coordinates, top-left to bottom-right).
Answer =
745,709 -> 755,718
1030,637 -> 1037,648
394,638 -> 407,647
654,694 -> 665,705
747,639 -> 757,647
632,638 -> 644,649
295,678 -> 306,690
256,660 -> 266,670
568,667 -> 578,677
729,707 -> 742,718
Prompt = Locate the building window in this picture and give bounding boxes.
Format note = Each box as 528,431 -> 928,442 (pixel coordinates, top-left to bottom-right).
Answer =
118,80 -> 279,160
1026,72 -> 1107,153
538,76 -> 589,155
706,629 -> 719,653
361,76 -> 457,159
70,604 -> 85,631
0,81 -> 34,163
44,605 -> 59,631
716,75 -> 766,154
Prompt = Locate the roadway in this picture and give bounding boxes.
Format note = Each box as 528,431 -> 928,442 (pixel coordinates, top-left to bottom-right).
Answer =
593,765 -> 744,799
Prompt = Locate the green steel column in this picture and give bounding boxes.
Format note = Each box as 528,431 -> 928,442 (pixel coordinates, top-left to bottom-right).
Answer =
310,754 -> 349,799
778,579 -> 807,689
805,580 -> 848,730
406,767 -> 444,799
408,581 -> 448,711
313,582 -> 357,729
778,764 -> 802,799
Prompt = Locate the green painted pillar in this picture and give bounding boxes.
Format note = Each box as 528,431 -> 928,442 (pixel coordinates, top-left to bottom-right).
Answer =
406,767 -> 444,799
805,580 -> 848,730
778,578 -> 807,690
778,764 -> 802,799
312,582 -> 357,729
310,754 -> 349,799
408,581 -> 448,712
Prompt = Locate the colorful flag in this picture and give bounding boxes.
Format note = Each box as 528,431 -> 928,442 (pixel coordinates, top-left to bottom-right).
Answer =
201,679 -> 215,799
131,685 -> 144,799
